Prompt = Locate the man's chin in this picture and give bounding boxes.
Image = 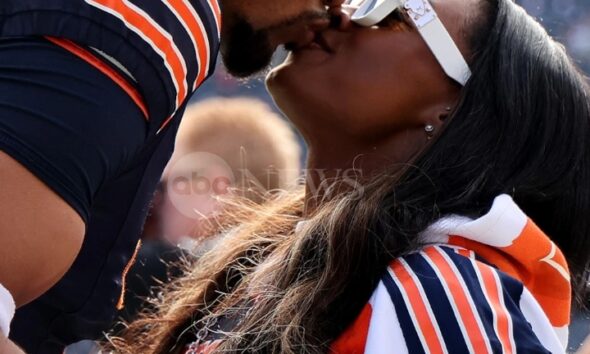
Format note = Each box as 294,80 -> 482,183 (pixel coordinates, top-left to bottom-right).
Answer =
220,47 -> 275,78
220,18 -> 276,78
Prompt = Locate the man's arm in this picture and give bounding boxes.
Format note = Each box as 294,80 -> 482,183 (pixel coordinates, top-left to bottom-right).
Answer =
0,334 -> 25,354
0,151 -> 85,339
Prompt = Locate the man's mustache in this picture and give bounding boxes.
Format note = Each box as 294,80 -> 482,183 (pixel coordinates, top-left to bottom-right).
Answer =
263,11 -> 331,33
221,11 -> 331,78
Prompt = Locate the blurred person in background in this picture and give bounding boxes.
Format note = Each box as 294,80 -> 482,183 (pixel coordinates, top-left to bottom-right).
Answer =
118,97 -> 301,324
108,0 -> 590,353
157,97 -> 301,246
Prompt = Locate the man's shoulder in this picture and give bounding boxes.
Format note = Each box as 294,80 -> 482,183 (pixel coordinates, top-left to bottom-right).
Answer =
0,0 -> 221,121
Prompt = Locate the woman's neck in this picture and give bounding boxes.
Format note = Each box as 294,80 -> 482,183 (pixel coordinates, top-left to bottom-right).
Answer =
302,133 -> 425,216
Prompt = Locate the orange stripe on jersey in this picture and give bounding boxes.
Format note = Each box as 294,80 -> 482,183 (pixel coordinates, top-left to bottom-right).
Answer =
157,115 -> 175,134
208,0 -> 222,30
167,0 -> 211,88
330,303 -> 372,353
455,248 -> 473,259
423,247 -> 490,353
87,0 -> 187,108
475,262 -> 514,354
45,37 -> 149,120
117,239 -> 143,310
448,218 -> 571,327
390,260 -> 446,354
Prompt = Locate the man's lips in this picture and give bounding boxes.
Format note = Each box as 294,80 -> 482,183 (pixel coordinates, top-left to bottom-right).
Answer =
288,32 -> 333,53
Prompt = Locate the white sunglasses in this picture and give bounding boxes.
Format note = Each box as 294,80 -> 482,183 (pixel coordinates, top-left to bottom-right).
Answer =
347,0 -> 471,86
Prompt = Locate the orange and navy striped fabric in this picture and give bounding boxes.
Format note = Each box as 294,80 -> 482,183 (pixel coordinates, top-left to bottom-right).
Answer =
45,36 -> 149,120
82,0 -> 219,110
83,0 -> 220,109
0,0 -> 221,127
330,194 -> 570,353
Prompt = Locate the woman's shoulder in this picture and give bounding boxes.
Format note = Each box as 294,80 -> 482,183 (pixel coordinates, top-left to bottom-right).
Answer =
364,245 -> 564,354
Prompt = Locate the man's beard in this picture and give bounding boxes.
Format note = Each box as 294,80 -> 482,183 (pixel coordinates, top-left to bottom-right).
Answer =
221,12 -> 329,78
221,16 -> 274,78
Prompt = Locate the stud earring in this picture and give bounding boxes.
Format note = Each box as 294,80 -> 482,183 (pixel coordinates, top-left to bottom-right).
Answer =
425,124 -> 435,139
445,106 -> 452,112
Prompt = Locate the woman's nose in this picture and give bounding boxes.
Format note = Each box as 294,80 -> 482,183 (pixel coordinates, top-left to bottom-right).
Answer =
324,0 -> 347,8
328,4 -> 354,31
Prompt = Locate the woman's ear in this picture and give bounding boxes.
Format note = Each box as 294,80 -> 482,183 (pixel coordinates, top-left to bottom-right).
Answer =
416,102 -> 456,141
438,105 -> 453,122
419,103 -> 455,130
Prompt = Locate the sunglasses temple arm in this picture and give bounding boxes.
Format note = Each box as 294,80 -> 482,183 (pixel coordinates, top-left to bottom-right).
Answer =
414,14 -> 472,85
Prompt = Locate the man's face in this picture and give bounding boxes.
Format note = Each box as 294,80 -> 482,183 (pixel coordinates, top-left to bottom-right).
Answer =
219,0 -> 337,77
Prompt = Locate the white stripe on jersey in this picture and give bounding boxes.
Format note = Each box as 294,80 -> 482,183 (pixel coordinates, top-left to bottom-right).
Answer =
470,258 -> 516,353
183,0 -> 213,87
364,282 -> 409,354
124,0 -> 188,95
162,0 -> 211,91
387,265 -> 435,354
395,259 -> 448,354
190,8 -> 212,90
204,0 -> 221,37
519,287 -> 567,353
84,0 -> 186,109
421,247 -> 492,354
90,47 -> 137,82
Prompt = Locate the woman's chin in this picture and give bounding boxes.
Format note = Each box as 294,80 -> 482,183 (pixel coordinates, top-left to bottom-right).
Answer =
266,50 -> 329,90
265,56 -> 295,95
265,67 -> 294,116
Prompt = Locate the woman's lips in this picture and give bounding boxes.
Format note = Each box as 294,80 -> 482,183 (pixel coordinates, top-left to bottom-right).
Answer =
290,32 -> 333,53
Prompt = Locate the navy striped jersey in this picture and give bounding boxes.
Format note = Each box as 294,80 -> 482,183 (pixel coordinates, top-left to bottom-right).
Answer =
0,1 -> 221,353
330,195 -> 569,353
0,0 -> 221,125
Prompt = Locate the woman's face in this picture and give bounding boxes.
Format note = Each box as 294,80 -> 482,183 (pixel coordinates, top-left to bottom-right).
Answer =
266,0 -> 470,145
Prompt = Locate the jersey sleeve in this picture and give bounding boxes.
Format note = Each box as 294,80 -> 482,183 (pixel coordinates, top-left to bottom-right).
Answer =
362,246 -> 563,354
0,37 -> 148,222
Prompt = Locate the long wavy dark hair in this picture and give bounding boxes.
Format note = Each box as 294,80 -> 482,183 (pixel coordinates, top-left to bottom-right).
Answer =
109,0 -> 590,352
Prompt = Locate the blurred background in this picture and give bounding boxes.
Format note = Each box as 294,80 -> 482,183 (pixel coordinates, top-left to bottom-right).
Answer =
519,0 -> 590,74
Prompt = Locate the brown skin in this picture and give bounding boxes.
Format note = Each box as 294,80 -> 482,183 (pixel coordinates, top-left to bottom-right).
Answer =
579,336 -> 590,354
0,336 -> 24,354
0,152 -> 85,352
266,0 -> 470,214
0,153 -> 85,306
